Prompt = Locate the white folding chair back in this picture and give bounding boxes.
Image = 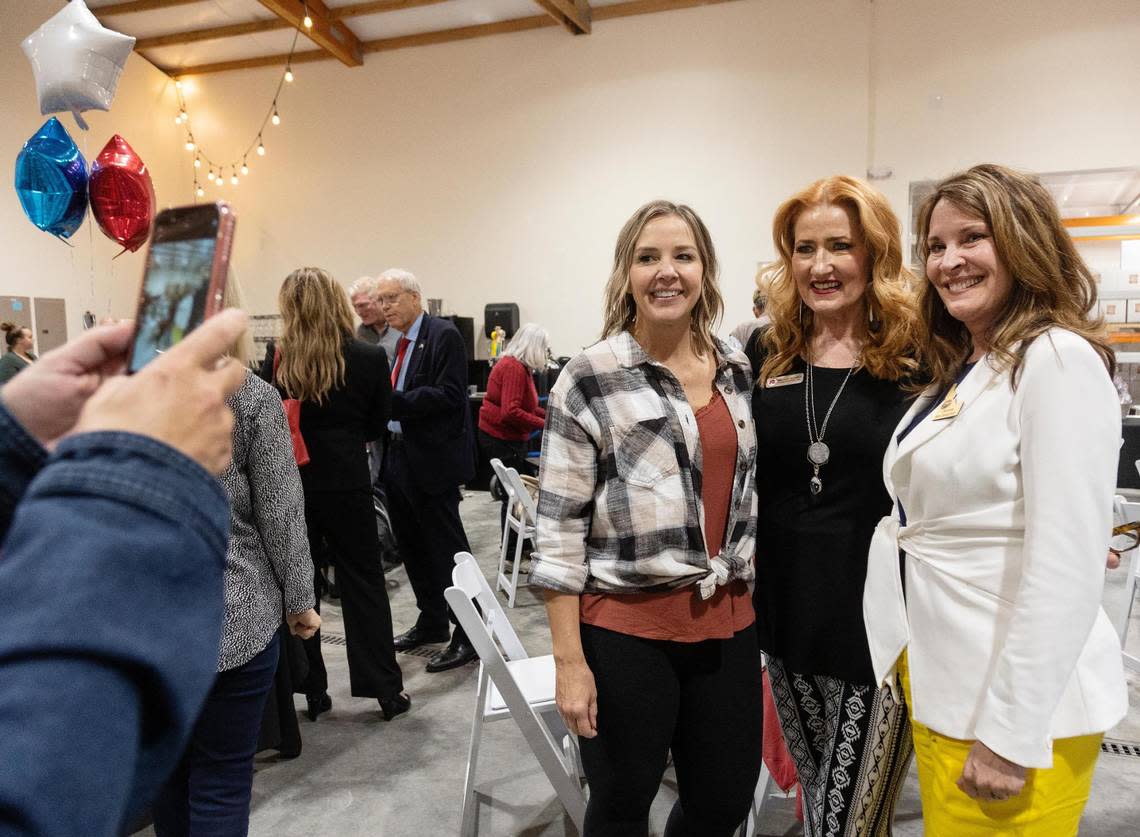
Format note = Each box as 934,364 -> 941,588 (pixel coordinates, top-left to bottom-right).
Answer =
496,465 -> 537,607
448,553 -> 586,835
1112,495 -> 1140,673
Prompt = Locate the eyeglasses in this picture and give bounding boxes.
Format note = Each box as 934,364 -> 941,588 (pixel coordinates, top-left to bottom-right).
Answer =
1109,521 -> 1140,555
378,291 -> 406,307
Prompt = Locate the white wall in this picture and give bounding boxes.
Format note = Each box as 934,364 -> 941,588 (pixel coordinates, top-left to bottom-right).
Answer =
1,1 -> 186,343
169,0 -> 871,355
871,0 -> 1140,254
3,0 -> 1140,355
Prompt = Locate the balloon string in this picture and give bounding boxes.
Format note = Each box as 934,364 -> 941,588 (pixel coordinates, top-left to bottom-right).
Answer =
83,131 -> 95,307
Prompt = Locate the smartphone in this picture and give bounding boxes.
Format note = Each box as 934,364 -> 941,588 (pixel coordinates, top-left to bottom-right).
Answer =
126,202 -> 236,372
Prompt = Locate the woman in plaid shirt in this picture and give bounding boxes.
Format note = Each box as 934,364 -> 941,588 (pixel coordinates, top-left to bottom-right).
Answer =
530,200 -> 763,835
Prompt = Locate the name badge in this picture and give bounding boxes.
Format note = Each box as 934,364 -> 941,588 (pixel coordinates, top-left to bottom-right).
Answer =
764,373 -> 804,389
931,383 -> 963,421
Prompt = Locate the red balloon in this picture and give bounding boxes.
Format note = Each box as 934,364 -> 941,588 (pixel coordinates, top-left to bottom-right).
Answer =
88,134 -> 155,253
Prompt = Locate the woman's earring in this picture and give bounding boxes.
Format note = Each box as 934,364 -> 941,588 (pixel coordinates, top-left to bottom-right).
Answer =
798,298 -> 804,324
868,300 -> 882,334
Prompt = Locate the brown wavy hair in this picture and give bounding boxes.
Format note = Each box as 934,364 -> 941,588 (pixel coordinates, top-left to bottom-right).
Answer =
914,163 -> 1113,391
2,322 -> 28,350
601,200 -> 723,358
276,267 -> 355,403
761,176 -> 919,383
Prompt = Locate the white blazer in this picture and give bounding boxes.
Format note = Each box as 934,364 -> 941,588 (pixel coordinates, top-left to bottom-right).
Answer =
863,328 -> 1128,768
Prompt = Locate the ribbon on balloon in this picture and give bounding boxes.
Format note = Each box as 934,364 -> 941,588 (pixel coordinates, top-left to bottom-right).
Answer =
15,118 -> 155,251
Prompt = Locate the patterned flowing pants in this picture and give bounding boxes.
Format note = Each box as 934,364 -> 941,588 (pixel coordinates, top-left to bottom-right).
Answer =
767,656 -> 914,837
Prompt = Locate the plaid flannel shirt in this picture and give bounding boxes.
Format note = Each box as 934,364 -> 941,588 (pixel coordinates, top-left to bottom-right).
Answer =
530,331 -> 757,596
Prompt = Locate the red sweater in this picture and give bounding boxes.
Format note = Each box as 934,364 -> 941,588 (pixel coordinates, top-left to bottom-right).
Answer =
478,355 -> 546,441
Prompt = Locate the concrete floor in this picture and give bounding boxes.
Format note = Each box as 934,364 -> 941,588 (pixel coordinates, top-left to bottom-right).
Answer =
139,489 -> 1140,836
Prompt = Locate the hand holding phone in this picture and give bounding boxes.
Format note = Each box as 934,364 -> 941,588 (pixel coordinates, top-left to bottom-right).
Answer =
127,202 -> 235,372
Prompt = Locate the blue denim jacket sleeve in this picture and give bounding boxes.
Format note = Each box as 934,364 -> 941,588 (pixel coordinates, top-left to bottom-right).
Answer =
0,402 -> 49,537
0,421 -> 231,837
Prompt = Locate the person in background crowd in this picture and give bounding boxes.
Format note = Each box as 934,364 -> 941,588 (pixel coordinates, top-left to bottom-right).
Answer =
0,322 -> 37,385
747,176 -> 919,836
350,273 -> 402,489
728,269 -> 773,350
154,284 -> 320,837
478,321 -> 548,551
350,274 -> 402,362
864,163 -> 1128,834
378,268 -> 480,673
532,200 -> 763,836
0,310 -> 248,836
264,268 -> 408,722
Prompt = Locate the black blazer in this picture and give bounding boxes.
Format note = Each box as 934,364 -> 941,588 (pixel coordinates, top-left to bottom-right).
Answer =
261,339 -> 391,493
390,314 -> 475,494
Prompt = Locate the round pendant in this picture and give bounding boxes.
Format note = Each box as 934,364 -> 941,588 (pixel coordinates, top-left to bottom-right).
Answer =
807,441 -> 830,466
810,476 -> 823,495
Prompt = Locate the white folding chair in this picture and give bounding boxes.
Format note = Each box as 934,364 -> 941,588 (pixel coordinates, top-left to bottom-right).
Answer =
495,466 -> 537,607
1113,492 -> 1140,673
446,552 -> 586,836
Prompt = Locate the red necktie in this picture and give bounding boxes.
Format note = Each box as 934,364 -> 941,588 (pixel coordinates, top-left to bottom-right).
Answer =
390,336 -> 411,388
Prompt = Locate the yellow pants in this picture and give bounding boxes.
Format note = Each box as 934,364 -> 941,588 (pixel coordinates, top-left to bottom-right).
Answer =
897,653 -> 1102,836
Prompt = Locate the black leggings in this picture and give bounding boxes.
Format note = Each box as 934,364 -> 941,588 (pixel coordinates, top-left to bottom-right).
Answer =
578,623 -> 764,837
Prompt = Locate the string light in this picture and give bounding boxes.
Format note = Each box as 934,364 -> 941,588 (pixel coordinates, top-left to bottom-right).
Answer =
177,21 -> 302,201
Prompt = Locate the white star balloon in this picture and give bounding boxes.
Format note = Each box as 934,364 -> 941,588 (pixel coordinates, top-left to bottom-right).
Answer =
22,0 -> 136,130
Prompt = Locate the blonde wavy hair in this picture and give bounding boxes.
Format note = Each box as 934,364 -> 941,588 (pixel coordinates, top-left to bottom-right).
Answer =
914,163 -> 1113,391
276,267 -> 355,403
761,176 -> 919,383
601,200 -> 723,358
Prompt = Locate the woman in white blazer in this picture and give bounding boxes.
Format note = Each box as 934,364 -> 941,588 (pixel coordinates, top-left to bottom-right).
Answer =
863,163 -> 1128,835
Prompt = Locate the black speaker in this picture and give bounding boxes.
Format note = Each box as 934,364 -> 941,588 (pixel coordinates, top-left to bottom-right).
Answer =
442,315 -> 475,361
484,303 -> 520,338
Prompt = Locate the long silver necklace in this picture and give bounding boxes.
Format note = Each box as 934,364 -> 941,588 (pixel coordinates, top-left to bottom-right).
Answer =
804,359 -> 855,496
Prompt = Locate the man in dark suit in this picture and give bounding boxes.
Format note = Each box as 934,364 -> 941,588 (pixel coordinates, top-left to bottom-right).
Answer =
377,268 -> 478,672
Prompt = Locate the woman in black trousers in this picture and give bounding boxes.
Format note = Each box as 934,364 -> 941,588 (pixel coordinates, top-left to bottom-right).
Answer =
265,267 -> 409,722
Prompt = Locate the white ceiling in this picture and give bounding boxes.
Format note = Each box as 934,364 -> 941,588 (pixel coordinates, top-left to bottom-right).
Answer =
86,0 -> 652,75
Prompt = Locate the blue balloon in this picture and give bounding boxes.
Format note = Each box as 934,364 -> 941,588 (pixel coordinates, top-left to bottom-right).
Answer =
14,117 -> 88,239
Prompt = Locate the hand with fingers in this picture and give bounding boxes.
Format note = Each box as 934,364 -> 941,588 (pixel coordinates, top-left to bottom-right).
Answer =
555,657 -> 599,739
1,320 -> 136,447
957,740 -> 1027,802
72,309 -> 250,474
287,608 -> 321,640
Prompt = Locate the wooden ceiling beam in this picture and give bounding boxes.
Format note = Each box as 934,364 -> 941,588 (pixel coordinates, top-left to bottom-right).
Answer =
136,18 -> 291,50
256,0 -> 364,66
173,0 -> 741,75
132,0 -> 450,50
91,0 -> 204,14
532,0 -> 591,34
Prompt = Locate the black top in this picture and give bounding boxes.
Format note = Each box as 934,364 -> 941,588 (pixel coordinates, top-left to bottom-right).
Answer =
260,339 -> 391,493
747,338 -> 910,683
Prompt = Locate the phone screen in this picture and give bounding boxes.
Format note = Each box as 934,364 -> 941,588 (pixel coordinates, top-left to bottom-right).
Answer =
128,206 -> 221,372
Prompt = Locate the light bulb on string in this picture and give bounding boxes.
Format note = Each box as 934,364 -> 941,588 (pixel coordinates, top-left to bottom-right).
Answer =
303,14 -> 313,29
193,156 -> 201,169
196,184 -> 204,197
175,80 -> 183,90
285,67 -> 294,83
174,113 -> 182,125
231,167 -> 239,185
207,169 -> 215,182
272,108 -> 281,126
185,138 -> 195,152
241,160 -> 249,175
257,138 -> 266,156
